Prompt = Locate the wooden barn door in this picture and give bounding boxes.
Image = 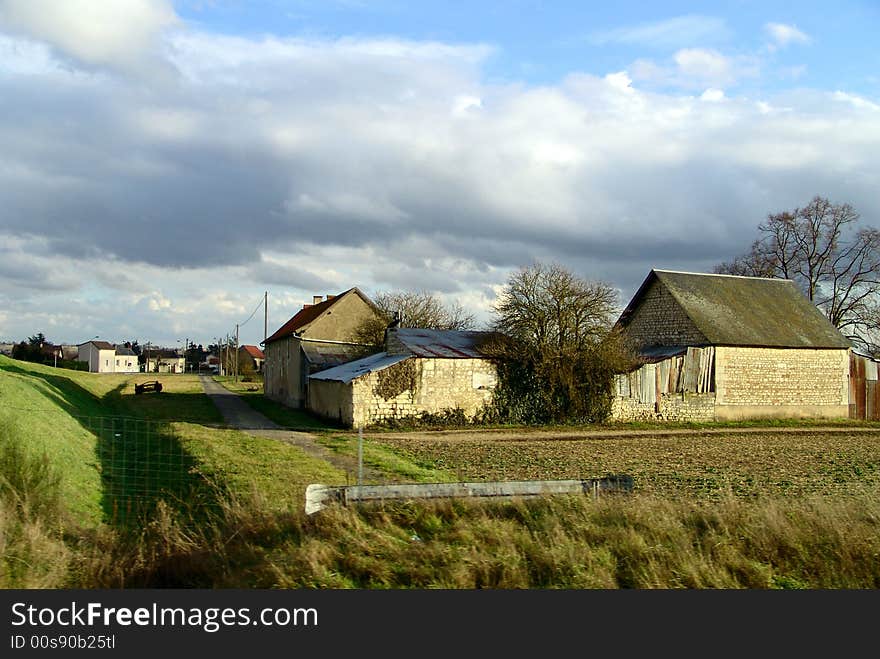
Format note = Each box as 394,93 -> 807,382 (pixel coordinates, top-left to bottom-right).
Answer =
849,353 -> 866,419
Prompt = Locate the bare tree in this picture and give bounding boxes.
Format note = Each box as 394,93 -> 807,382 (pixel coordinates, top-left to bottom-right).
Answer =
716,196 -> 880,350
492,261 -> 617,353
483,262 -> 630,424
354,289 -> 477,347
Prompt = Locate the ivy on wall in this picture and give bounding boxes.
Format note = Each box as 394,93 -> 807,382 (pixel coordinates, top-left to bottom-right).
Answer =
374,359 -> 419,400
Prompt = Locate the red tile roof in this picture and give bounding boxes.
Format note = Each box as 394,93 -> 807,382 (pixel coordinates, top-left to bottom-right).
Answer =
241,345 -> 264,359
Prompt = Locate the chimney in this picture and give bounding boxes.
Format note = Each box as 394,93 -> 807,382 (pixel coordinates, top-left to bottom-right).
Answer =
303,303 -> 312,309
326,294 -> 336,300
313,295 -> 323,305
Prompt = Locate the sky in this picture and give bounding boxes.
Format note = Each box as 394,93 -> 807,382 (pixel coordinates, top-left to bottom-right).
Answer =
1,0 -> 878,350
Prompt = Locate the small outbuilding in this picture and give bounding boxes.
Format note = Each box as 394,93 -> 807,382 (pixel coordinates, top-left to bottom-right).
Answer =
612,269 -> 852,422
308,327 -> 497,428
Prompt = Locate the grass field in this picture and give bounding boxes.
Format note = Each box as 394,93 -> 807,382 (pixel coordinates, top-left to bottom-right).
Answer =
366,430 -> 880,498
3,355 -> 880,588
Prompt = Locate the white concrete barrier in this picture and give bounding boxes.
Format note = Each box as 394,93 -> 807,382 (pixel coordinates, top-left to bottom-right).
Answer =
305,476 -> 633,515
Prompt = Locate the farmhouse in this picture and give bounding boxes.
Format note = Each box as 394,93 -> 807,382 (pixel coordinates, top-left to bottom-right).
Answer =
308,327 -> 497,428
143,349 -> 185,373
77,340 -> 139,373
238,344 -> 265,372
263,288 -> 385,409
612,269 -> 852,422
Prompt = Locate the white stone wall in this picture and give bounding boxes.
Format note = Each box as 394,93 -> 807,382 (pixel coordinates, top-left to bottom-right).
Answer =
611,392 -> 716,422
715,346 -> 849,408
329,357 -> 497,428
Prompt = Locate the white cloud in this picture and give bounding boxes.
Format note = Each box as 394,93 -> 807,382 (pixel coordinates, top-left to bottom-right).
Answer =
675,48 -> 732,81
631,48 -> 758,89
833,91 -> 880,111
0,0 -> 179,72
764,22 -> 811,49
591,15 -> 729,48
0,28 -> 878,346
452,95 -> 483,116
701,88 -> 725,102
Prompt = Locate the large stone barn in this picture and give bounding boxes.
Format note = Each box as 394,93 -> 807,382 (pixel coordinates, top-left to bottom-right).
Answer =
308,327 -> 497,428
612,269 -> 853,422
263,288 -> 384,409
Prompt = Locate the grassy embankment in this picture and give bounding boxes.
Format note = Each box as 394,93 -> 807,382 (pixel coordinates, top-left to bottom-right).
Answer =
2,355 -> 879,588
0,356 -> 344,586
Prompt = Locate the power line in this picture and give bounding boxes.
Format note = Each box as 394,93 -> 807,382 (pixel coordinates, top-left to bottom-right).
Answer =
238,294 -> 265,328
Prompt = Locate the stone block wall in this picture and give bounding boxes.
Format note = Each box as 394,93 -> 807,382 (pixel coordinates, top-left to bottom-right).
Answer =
622,279 -> 707,349
349,357 -> 497,428
715,347 -> 849,419
611,392 -> 716,422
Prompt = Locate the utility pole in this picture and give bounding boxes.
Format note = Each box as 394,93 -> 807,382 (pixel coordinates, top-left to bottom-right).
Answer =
264,291 -> 268,346
235,323 -> 239,382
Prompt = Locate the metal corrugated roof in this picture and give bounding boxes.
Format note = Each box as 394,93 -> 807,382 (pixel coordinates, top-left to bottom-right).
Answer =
309,352 -> 411,384
638,345 -> 688,363
393,328 -> 492,359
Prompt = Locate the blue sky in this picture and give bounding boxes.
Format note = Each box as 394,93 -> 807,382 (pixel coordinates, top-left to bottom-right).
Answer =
0,1 -> 878,349
176,0 -> 879,93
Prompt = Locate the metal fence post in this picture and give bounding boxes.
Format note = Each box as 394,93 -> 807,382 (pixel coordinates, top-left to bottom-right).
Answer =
357,426 -> 364,486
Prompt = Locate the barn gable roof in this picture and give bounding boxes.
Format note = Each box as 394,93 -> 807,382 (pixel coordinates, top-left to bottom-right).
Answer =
618,270 -> 852,349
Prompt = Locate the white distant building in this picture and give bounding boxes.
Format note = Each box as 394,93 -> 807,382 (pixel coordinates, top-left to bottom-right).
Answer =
77,340 -> 139,373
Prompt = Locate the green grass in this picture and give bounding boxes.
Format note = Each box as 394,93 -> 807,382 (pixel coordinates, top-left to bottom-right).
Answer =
4,354 -> 880,589
0,367 -> 103,525
174,422 -> 345,511
317,433 -> 456,483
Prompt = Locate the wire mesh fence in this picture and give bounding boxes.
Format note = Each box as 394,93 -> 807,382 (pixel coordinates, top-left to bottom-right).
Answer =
76,415 -> 205,526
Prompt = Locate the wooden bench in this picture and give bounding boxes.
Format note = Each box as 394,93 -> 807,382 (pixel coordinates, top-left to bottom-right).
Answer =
135,380 -> 163,394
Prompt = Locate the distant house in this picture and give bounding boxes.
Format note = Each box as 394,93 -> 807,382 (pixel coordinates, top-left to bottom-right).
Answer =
263,288 -> 386,409
308,327 -> 497,428
238,345 -> 265,372
77,340 -> 139,373
143,349 -> 185,374
611,269 -> 852,422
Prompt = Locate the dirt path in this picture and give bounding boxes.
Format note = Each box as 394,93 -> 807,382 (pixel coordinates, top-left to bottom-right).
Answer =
199,376 -> 379,480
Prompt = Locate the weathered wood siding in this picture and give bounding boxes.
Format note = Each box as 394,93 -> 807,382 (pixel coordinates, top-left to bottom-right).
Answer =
849,352 -> 880,420
611,347 -> 716,422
